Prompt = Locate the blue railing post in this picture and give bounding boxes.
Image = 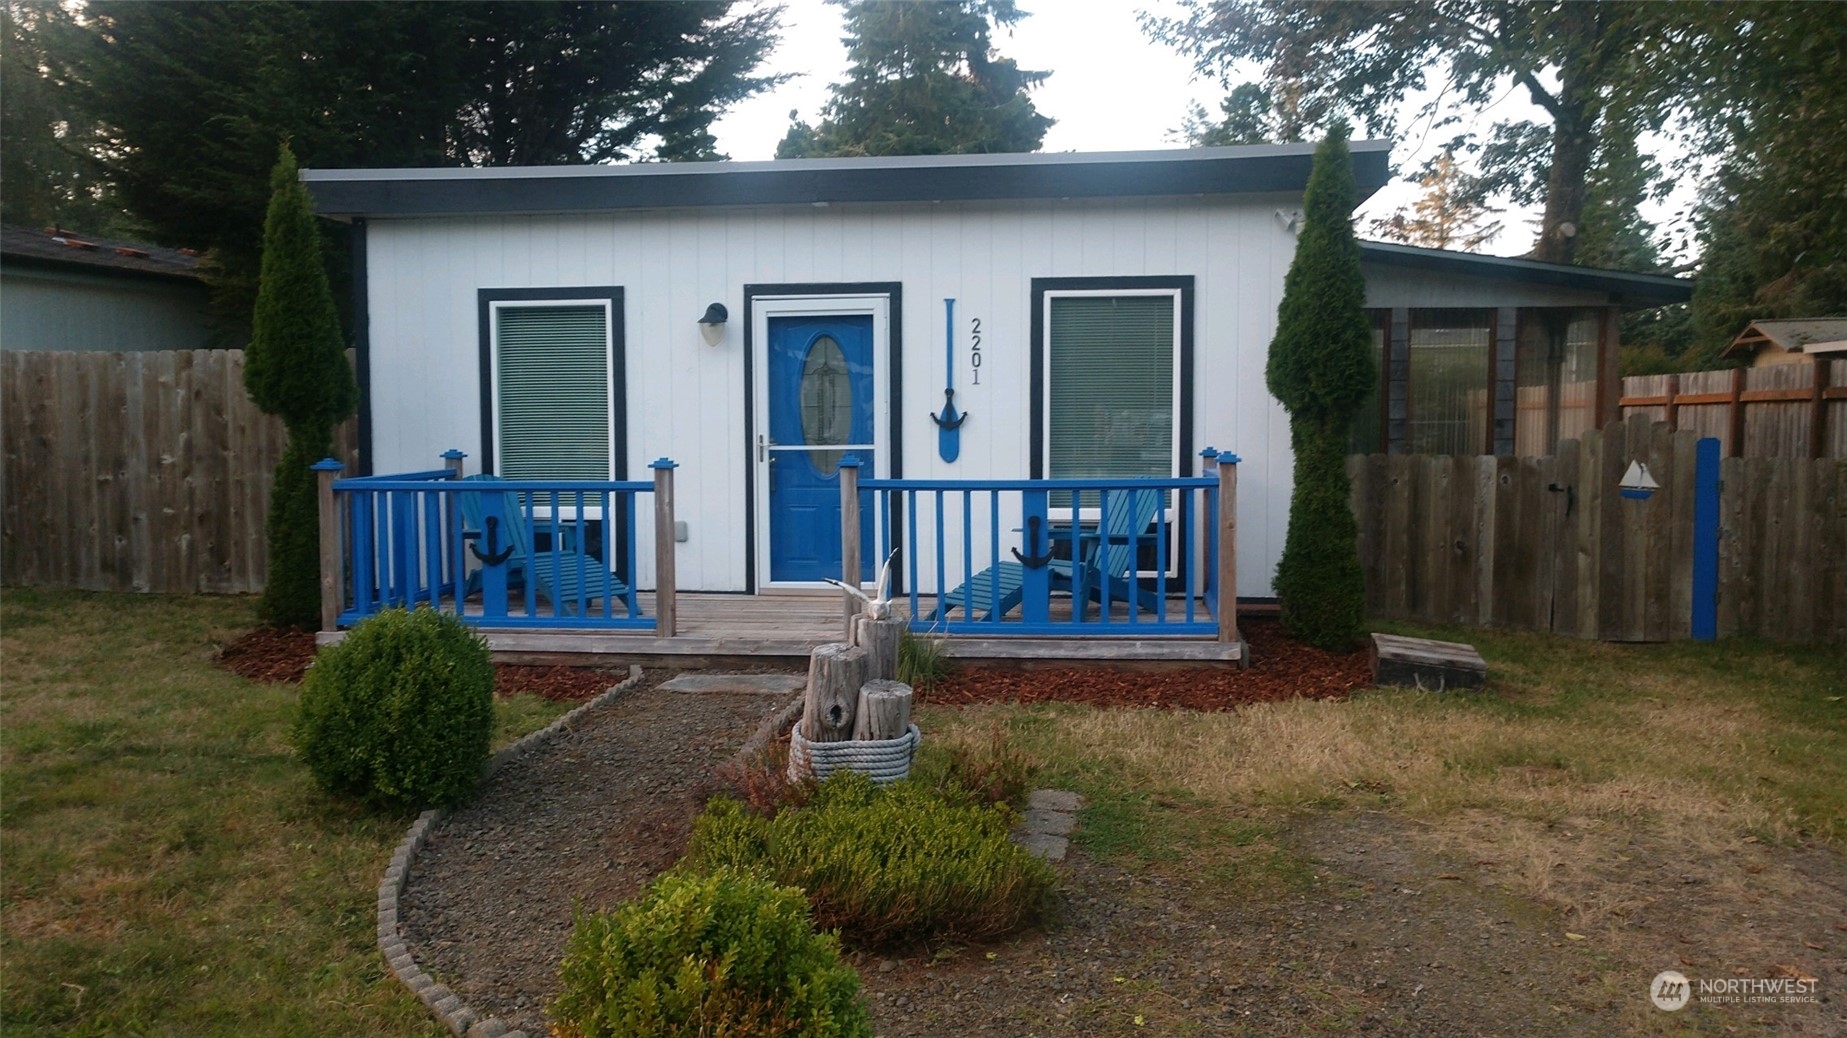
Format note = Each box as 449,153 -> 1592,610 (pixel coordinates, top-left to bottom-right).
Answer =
312,458 -> 345,632
476,489 -> 511,620
440,450 -> 466,601
1200,448 -> 1220,619
1018,487 -> 1052,625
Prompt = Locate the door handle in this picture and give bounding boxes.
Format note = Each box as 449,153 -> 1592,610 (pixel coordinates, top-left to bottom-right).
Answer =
758,434 -> 765,462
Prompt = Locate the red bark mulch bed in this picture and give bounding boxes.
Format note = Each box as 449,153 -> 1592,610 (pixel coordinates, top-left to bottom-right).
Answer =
927,619 -> 1372,711
213,628 -> 626,701
216,617 -> 1371,711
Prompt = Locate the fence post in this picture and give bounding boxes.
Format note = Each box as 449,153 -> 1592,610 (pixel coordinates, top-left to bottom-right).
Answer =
650,459 -> 678,638
442,448 -> 466,479
1728,367 -> 1747,458
1665,373 -> 1681,432
839,455 -> 862,641
1811,358 -> 1832,461
1216,453 -> 1240,647
312,458 -> 345,633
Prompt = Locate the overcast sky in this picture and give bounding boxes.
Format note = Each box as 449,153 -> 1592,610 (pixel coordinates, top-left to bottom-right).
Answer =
709,0 -> 1684,261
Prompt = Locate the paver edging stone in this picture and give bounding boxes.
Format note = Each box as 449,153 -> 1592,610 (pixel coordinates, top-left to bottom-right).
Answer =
377,664 -> 642,1038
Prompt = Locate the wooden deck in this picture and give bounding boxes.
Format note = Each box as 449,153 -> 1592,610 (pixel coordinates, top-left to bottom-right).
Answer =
317,592 -> 1245,665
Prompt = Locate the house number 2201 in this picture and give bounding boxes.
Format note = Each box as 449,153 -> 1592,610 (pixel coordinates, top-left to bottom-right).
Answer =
969,317 -> 982,385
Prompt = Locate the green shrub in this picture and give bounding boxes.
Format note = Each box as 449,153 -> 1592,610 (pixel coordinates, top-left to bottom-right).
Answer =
292,607 -> 494,810
686,773 -> 1058,946
551,869 -> 871,1038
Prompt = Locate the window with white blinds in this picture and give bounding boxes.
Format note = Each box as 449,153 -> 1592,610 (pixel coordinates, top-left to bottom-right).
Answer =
1046,293 -> 1177,483
492,302 -> 612,479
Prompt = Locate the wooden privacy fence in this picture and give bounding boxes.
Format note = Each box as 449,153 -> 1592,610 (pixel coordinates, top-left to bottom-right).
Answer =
1,349 -> 358,594
1349,413 -> 1846,643
1621,360 -> 1845,459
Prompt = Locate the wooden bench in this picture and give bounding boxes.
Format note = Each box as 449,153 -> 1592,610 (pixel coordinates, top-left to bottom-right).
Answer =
1369,633 -> 1486,692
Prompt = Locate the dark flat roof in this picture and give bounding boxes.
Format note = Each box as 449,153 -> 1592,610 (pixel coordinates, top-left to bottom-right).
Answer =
1359,240 -> 1692,307
304,142 -> 1393,220
0,224 -> 203,282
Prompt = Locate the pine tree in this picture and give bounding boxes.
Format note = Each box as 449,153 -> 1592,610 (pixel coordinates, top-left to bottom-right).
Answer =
776,0 -> 1051,158
246,143 -> 356,628
1265,124 -> 1373,650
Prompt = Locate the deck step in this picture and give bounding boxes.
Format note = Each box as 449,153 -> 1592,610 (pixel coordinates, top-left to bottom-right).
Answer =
1369,633 -> 1486,692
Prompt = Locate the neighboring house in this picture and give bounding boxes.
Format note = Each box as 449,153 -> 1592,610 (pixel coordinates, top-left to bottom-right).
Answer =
303,143 -> 1690,599
0,225 -> 222,352
1720,318 -> 1847,368
1357,241 -> 1690,458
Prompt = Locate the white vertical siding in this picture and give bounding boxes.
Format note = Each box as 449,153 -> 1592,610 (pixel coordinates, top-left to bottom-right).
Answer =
364,195 -> 1304,594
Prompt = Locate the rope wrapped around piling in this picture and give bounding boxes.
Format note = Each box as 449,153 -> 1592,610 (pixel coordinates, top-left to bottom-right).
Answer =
788,723 -> 921,785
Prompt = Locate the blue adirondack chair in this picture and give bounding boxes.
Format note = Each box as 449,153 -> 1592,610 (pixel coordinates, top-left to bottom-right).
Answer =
932,488 -> 1165,622
456,475 -> 640,617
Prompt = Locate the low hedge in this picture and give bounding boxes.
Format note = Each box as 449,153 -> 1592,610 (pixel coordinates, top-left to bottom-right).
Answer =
686,772 -> 1057,946
552,868 -> 871,1038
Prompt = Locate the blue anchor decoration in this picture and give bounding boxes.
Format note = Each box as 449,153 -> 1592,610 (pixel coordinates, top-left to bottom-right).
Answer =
931,297 -> 967,462
1011,516 -> 1054,569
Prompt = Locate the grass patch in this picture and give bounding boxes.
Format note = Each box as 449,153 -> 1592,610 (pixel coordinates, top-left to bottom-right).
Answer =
917,628 -> 1847,907
0,589 -> 574,1037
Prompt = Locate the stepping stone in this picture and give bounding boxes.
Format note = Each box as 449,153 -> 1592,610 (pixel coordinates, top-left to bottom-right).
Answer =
1013,788 -> 1084,861
1021,808 -> 1076,836
1028,789 -> 1085,813
658,673 -> 806,696
1013,832 -> 1068,862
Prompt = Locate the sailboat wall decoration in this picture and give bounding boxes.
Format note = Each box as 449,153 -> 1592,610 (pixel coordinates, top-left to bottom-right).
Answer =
931,297 -> 967,462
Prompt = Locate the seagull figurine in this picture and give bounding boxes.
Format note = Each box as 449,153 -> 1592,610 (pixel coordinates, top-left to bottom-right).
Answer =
825,549 -> 900,619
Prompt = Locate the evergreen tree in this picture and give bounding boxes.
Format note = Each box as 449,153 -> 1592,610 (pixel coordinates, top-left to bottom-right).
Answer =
246,143 -> 356,628
63,2 -> 781,329
777,0 -> 1051,158
1265,124 -> 1373,651
1177,82 -> 1302,147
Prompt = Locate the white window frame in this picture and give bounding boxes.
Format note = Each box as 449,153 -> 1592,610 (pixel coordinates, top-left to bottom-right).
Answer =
750,293 -> 892,592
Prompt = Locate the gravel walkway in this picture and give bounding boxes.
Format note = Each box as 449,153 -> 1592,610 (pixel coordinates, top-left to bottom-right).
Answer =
398,670 -> 795,1037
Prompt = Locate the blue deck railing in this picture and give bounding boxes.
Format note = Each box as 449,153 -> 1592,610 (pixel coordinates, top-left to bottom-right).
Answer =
852,459 -> 1233,638
321,459 -> 657,631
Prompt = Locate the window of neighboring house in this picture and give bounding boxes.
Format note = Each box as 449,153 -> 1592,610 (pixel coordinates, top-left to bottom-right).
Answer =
1514,308 -> 1602,457
1038,286 -> 1185,507
1349,310 -> 1389,454
480,290 -> 623,482
1406,308 -> 1492,456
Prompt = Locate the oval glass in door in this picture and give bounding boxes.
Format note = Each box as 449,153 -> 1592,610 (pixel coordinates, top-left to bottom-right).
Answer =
801,335 -> 854,474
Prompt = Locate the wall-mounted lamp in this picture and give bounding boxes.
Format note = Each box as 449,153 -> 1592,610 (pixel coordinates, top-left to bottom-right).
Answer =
698,302 -> 729,347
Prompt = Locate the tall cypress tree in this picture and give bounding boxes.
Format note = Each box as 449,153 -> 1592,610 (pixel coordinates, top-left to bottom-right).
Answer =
1266,124 -> 1373,650
246,143 -> 356,628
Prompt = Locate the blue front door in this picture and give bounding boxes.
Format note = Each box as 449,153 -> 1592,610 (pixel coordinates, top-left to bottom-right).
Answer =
767,314 -> 875,584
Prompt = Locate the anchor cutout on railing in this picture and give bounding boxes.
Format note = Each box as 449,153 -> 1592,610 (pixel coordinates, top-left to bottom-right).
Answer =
468,516 -> 515,566
1011,515 -> 1054,569
930,298 -> 967,462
